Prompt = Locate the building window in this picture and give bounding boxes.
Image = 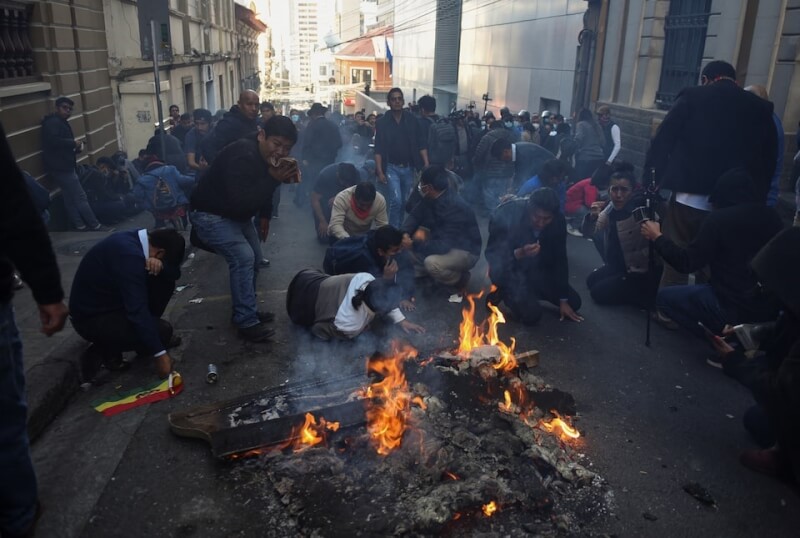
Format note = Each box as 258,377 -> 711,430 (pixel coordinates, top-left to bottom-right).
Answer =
0,1 -> 35,84
655,0 -> 712,109
351,68 -> 372,85
319,65 -> 327,76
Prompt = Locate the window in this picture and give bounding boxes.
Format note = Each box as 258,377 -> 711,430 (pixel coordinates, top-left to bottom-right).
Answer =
0,1 -> 35,85
351,68 -> 372,85
655,0 -> 712,109
319,65 -> 327,76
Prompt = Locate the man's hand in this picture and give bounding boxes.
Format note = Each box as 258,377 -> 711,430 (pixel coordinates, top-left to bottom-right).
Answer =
515,242 -> 540,259
710,335 -> 735,358
377,172 -> 387,184
559,301 -> 584,322
640,220 -> 662,241
38,302 -> 69,336
317,220 -> 329,239
399,298 -> 416,312
155,353 -> 173,379
399,319 -> 425,334
269,161 -> 299,183
75,139 -> 84,150
401,233 -> 413,250
590,201 -> 606,217
145,257 -> 163,275
259,217 -> 270,242
499,193 -> 516,204
383,258 -> 399,280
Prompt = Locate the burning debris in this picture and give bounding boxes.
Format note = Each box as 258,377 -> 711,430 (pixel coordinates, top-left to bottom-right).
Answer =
176,290 -> 613,534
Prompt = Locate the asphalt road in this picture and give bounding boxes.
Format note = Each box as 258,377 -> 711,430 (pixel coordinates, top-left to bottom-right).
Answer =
31,192 -> 800,537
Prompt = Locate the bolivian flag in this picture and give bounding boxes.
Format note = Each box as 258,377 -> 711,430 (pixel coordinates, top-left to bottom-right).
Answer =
92,372 -> 183,416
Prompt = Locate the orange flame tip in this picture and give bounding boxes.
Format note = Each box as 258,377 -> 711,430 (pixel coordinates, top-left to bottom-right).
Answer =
482,501 -> 498,517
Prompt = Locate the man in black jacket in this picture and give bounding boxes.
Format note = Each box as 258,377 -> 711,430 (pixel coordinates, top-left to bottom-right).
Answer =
40,96 -> 106,231
298,102 -> 343,206
190,116 -> 298,342
486,188 -> 583,325
641,168 -> 783,339
1,123 -> 68,538
199,89 -> 260,165
644,60 -> 777,292
402,165 -> 481,293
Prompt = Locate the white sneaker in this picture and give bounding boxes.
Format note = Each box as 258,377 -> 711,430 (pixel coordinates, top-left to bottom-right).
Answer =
566,224 -> 583,237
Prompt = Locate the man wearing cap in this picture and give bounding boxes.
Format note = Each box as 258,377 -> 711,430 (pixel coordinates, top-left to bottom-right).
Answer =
298,102 -> 342,206
40,97 -> 107,231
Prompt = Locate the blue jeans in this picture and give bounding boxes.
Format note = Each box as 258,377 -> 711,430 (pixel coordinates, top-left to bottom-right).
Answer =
657,283 -> 727,338
52,171 -> 99,229
190,211 -> 261,328
385,163 -> 414,228
0,303 -> 37,536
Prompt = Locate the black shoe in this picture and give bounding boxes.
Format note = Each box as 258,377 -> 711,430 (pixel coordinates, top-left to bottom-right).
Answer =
260,258 -> 271,267
238,323 -> 276,342
257,311 -> 276,323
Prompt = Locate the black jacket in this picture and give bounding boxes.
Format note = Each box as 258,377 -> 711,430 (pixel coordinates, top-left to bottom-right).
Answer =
191,138 -> 279,221
513,142 -> 555,185
402,190 -> 481,258
486,198 -> 570,299
653,170 -> 784,320
302,116 -> 342,165
1,123 -> 63,305
199,105 -> 258,164
40,113 -> 79,174
644,79 -> 777,201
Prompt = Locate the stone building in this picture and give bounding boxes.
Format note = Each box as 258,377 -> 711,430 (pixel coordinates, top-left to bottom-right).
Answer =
236,2 -> 267,93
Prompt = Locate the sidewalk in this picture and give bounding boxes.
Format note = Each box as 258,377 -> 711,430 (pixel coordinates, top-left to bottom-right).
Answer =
16,211 -> 155,442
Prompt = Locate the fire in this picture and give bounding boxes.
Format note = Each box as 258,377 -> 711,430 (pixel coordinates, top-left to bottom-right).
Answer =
412,395 -> 427,410
539,411 -> 581,440
457,288 -> 517,372
482,501 -> 498,517
290,412 -> 341,451
500,390 -> 512,412
363,342 -> 418,455
443,471 -> 460,481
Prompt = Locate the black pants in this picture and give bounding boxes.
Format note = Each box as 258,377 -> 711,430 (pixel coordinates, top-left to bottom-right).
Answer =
586,264 -> 660,309
498,271 -> 582,325
72,274 -> 175,357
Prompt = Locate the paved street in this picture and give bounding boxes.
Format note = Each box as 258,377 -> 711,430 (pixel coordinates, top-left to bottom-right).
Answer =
25,195 -> 800,537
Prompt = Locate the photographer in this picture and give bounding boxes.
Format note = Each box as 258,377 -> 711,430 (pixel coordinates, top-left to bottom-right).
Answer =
583,166 -> 660,308
640,168 -> 784,339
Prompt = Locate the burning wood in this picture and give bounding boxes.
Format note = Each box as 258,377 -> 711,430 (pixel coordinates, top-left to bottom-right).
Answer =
456,289 -> 517,372
538,410 -> 581,441
482,501 -> 498,517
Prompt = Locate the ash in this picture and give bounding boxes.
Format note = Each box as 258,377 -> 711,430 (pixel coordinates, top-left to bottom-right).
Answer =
232,351 -> 614,537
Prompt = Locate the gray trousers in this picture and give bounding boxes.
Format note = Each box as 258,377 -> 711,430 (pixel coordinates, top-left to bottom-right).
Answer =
53,171 -> 99,229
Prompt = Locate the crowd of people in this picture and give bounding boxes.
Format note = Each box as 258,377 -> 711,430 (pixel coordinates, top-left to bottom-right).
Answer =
4,59 -> 800,536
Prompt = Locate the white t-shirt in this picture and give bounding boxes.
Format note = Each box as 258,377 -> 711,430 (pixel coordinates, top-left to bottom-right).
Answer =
333,273 -> 404,338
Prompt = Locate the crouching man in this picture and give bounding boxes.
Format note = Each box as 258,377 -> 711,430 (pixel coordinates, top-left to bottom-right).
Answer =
70,228 -> 185,379
486,188 -> 583,325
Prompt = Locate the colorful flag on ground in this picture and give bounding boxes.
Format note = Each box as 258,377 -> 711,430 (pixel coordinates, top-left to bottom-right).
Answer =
92,372 -> 183,416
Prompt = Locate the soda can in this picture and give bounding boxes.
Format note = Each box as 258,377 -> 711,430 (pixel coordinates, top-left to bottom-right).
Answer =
207,363 -> 218,384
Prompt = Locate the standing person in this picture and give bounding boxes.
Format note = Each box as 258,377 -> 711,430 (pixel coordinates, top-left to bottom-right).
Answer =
744,85 -> 784,208
298,103 -> 342,207
168,104 -> 180,127
184,108 -> 212,172
171,113 -> 193,147
190,116 -> 298,342
573,108 -> 606,181
596,105 -> 621,165
199,89 -> 260,165
259,101 -> 275,125
374,88 -> 429,227
1,123 -> 69,538
485,187 -> 583,325
40,97 -> 107,231
644,60 -> 777,295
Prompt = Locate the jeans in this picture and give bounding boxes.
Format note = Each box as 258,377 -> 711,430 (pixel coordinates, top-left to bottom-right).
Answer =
53,171 -> 100,229
586,264 -> 660,309
657,283 -> 726,338
0,303 -> 37,536
385,163 -> 414,228
660,197 -> 709,288
191,211 -> 261,328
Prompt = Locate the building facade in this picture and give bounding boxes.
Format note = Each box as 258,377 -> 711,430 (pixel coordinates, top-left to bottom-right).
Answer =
334,25 -> 393,113
236,2 -> 267,93
104,0 -> 240,157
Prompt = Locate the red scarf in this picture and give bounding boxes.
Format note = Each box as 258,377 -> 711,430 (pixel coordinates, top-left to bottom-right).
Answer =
350,196 -> 371,220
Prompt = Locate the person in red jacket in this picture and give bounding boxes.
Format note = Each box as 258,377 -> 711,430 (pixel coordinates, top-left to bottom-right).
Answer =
564,163 -> 618,236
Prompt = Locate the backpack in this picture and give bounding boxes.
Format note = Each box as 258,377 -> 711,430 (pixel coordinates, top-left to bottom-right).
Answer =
152,175 -> 177,211
428,118 -> 457,166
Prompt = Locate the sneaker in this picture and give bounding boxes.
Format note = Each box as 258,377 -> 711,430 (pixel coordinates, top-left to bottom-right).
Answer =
238,322 -> 275,342
257,311 -> 276,323
92,224 -> 114,232
260,258 -> 271,267
651,310 -> 679,330
566,224 -> 583,237
12,272 -> 24,290
706,355 -> 723,369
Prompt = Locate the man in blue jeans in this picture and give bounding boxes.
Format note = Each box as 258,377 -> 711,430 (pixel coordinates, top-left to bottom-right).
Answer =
190,116 -> 298,342
1,123 -> 69,537
374,88 -> 428,227
40,96 -> 107,231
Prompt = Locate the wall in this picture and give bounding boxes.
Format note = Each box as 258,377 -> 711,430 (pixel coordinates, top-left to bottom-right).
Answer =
457,0 -> 586,117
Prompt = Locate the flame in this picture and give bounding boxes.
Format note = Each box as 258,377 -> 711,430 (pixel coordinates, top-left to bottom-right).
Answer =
412,395 -> 427,410
482,501 -> 498,517
363,341 -> 418,455
289,412 -> 341,451
499,390 -> 512,412
457,287 -> 517,371
539,410 -> 581,440
443,471 -> 460,481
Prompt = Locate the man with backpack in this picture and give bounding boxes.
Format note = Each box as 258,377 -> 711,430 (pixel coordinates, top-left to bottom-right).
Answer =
133,137 -> 195,226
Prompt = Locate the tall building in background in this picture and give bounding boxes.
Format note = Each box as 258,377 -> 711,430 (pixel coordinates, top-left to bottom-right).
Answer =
337,0 -> 362,43
376,0 -> 394,26
361,0 -> 379,32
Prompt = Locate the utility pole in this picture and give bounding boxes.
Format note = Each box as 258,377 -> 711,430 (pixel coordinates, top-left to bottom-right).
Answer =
482,92 -> 492,115
151,19 -> 166,160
